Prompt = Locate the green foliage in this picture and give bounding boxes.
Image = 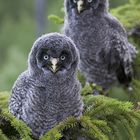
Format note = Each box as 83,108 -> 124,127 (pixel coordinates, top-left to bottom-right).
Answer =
111,0 -> 140,29
48,15 -> 64,24
40,117 -> 78,140
129,0 -> 140,5
0,0 -> 140,140
40,95 -> 140,140
129,80 -> 140,104
0,129 -> 8,140
0,92 -> 140,140
0,92 -> 10,110
0,109 -> 31,140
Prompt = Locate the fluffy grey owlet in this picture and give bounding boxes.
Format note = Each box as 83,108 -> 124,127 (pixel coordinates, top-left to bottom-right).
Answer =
9,33 -> 83,139
63,0 -> 137,90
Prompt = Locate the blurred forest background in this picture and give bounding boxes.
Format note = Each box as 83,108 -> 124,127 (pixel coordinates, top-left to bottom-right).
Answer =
0,0 -> 134,92
0,0 -> 140,139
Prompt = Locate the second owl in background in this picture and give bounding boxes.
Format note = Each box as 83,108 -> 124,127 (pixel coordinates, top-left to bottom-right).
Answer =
63,0 -> 137,92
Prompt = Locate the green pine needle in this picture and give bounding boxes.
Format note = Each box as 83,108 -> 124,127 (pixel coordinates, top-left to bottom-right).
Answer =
48,15 -> 64,24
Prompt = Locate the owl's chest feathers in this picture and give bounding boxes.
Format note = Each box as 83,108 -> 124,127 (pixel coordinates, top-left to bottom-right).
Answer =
22,79 -> 82,135
23,80 -> 79,115
68,16 -> 109,49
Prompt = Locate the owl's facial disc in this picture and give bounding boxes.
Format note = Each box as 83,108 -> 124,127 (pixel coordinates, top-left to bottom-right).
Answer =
36,48 -> 71,74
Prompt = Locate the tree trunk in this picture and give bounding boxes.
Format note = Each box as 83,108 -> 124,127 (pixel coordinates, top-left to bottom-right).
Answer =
35,0 -> 47,36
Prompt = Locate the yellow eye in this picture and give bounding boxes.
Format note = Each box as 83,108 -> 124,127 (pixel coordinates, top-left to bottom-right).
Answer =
60,55 -> 66,61
44,55 -> 49,60
88,0 -> 92,3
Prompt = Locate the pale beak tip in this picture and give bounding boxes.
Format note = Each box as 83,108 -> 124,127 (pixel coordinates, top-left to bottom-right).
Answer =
52,66 -> 57,73
77,0 -> 84,13
50,58 -> 59,73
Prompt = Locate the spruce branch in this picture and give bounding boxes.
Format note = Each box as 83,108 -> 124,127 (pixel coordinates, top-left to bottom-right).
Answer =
0,109 -> 32,140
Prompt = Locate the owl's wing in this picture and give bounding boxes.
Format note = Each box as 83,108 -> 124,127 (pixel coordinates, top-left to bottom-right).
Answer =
9,71 -> 29,119
97,15 -> 137,86
105,13 -> 127,37
110,37 -> 136,85
98,34 -> 136,86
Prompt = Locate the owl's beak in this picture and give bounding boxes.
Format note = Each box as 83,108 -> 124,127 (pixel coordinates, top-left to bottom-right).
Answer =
77,0 -> 84,13
50,58 -> 59,73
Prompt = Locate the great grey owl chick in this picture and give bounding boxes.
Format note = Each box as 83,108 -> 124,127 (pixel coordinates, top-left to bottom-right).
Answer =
63,0 -> 136,90
9,33 -> 83,139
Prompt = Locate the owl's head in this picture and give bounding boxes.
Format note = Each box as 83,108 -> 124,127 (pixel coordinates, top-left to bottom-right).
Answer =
65,0 -> 108,14
28,33 -> 79,81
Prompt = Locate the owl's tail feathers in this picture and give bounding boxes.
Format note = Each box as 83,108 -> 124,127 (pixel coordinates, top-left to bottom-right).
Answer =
96,39 -> 137,88
116,45 -> 137,88
116,62 -> 133,87
116,63 -> 134,93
